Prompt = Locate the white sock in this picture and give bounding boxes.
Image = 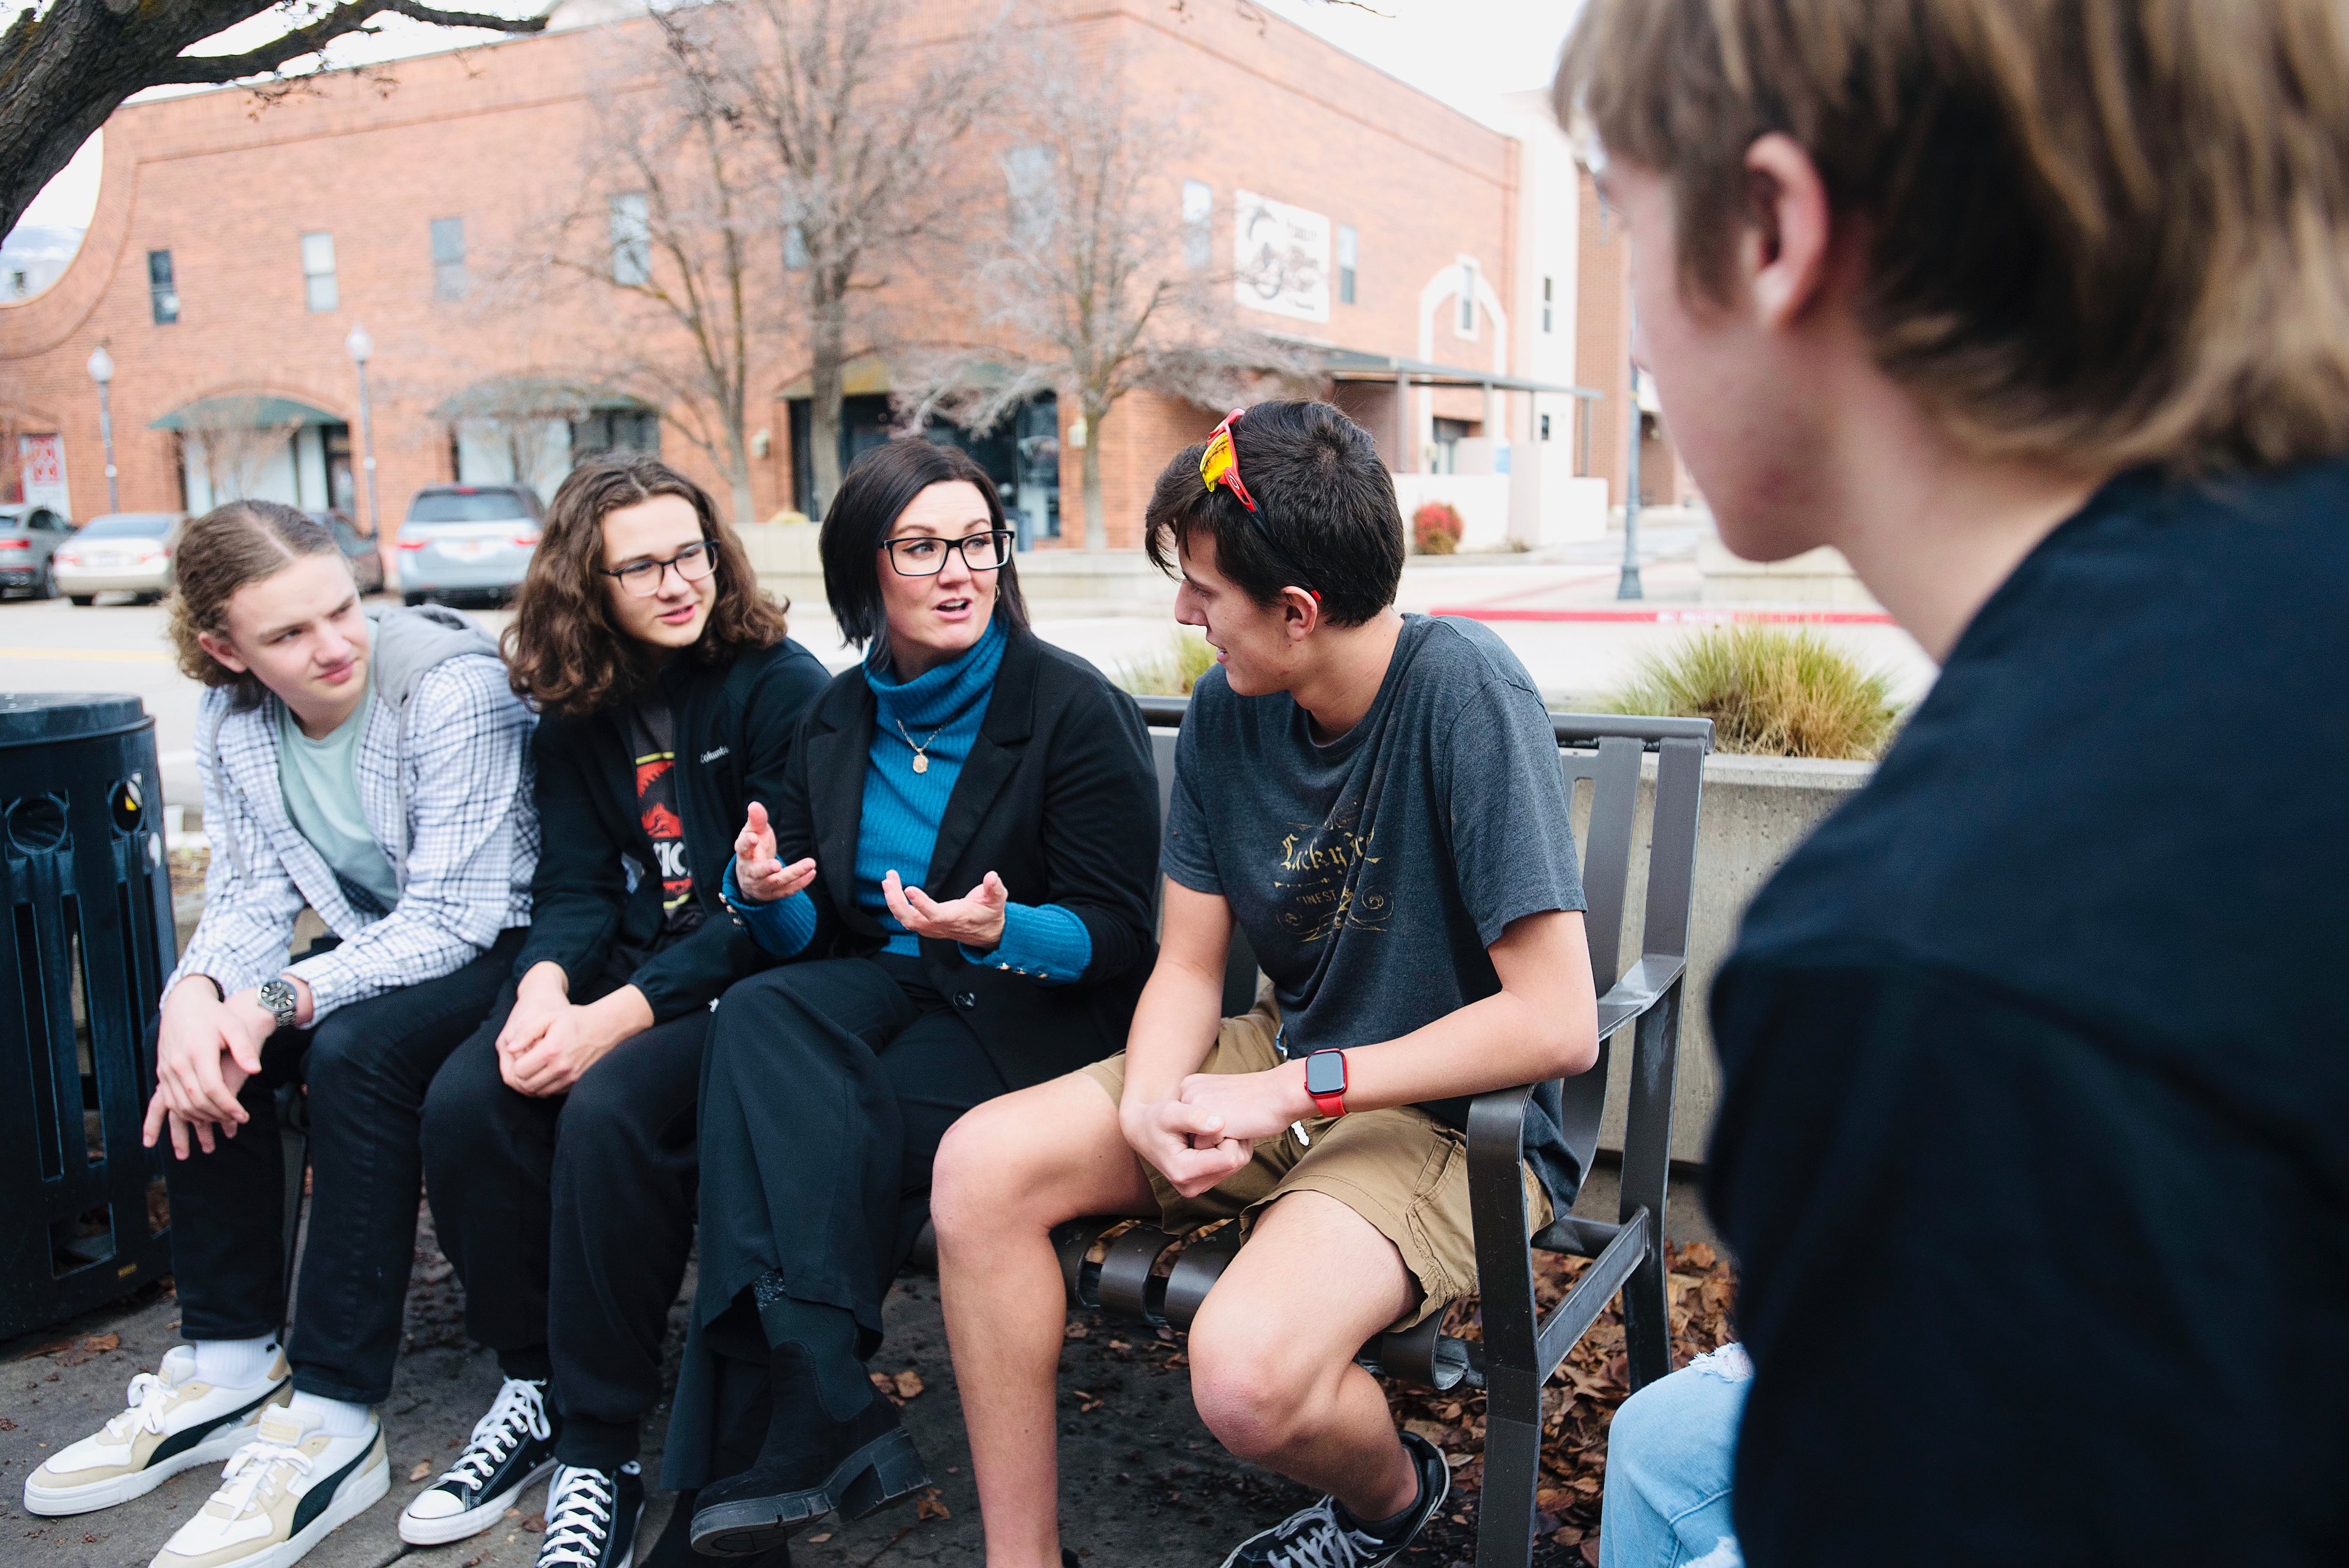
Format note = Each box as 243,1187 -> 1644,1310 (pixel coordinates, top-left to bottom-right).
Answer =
189,1335 -> 278,1388
287,1390 -> 373,1438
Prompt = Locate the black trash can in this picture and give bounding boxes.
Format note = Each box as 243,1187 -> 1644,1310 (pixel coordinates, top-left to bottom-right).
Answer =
0,693 -> 179,1338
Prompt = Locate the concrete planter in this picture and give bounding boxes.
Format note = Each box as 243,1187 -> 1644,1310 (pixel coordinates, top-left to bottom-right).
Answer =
1584,750 -> 1874,1164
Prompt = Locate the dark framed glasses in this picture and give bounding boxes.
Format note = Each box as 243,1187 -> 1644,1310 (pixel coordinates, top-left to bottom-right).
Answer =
601,539 -> 718,597
882,530 -> 1015,577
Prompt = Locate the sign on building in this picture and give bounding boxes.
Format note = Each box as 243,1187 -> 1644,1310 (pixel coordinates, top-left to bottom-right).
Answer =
18,433 -> 70,518
1233,190 -> 1330,323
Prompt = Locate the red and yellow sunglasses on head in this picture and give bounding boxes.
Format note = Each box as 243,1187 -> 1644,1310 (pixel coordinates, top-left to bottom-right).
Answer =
1198,408 -> 1259,512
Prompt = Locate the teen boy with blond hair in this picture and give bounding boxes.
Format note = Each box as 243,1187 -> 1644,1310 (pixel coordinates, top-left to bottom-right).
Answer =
1556,2 -> 2349,1563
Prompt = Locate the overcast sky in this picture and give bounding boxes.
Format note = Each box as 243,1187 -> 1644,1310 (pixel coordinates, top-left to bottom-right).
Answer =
11,0 -> 1580,237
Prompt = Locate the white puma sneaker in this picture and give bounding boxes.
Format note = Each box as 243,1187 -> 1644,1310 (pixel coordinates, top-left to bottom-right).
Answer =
22,1344 -> 292,1516
148,1403 -> 389,1568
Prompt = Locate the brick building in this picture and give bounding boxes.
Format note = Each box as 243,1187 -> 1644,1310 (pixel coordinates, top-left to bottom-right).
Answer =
0,0 -> 1675,554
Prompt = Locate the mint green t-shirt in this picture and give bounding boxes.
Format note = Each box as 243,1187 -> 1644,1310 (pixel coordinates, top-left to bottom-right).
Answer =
277,675 -> 401,912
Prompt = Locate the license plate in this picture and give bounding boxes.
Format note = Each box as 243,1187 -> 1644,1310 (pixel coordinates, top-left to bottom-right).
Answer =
440,540 -> 498,561
89,551 -> 128,567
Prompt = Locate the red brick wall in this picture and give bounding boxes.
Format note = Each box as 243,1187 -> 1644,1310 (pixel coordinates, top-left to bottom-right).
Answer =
0,0 -> 1525,547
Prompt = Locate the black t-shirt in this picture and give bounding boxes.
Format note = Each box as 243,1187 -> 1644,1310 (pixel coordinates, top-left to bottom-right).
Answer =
1709,459 -> 2349,1564
1163,614 -> 1588,1204
623,702 -> 702,945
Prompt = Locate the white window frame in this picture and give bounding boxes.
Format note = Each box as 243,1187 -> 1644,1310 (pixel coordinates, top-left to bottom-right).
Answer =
1336,223 -> 1358,305
610,193 -> 651,287
1455,259 -> 1478,338
1182,179 -> 1213,270
301,231 -> 337,313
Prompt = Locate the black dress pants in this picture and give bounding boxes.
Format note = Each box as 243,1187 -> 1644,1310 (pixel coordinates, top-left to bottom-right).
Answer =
163,928 -> 524,1406
663,955 -> 1010,1489
421,988 -> 708,1468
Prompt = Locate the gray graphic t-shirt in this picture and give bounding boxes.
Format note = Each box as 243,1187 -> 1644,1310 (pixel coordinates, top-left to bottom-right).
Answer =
1161,614 -> 1589,1205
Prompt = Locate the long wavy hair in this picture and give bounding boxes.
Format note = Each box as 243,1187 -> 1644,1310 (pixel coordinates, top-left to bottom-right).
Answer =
503,454 -> 788,717
167,499 -> 346,710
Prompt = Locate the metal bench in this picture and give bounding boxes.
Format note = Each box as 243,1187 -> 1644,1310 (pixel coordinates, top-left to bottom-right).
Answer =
1039,695 -> 1713,1568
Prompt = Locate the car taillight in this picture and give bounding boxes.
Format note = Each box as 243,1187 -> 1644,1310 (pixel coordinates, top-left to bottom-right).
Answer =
0,538 -> 26,551
54,550 -> 80,566
513,531 -> 540,547
397,538 -> 425,550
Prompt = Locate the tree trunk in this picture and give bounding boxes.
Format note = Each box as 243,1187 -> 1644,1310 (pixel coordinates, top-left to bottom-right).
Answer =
807,283 -> 850,519
1081,398 -> 1108,553
722,428 -> 758,530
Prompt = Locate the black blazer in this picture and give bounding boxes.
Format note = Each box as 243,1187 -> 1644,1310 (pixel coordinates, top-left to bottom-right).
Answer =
770,628 -> 1160,1088
515,637 -> 832,1021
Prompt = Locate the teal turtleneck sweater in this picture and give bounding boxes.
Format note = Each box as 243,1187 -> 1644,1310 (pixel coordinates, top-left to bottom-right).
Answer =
723,617 -> 1091,981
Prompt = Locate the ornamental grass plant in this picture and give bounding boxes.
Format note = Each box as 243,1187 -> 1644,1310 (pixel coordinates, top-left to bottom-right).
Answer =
1604,624 -> 1900,760
1114,629 -> 1221,696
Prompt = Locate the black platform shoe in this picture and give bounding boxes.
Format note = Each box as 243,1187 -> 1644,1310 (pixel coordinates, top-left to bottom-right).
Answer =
688,1358 -> 928,1559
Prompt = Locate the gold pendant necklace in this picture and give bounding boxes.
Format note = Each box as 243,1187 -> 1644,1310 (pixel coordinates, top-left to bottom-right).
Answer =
896,718 -> 947,774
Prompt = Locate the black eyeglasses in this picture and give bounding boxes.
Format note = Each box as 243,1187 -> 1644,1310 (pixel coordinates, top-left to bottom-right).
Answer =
882,530 -> 1014,577
601,540 -> 718,597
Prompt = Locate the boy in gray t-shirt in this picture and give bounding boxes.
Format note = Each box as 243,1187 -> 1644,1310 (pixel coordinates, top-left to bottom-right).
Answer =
933,401 -> 1600,1568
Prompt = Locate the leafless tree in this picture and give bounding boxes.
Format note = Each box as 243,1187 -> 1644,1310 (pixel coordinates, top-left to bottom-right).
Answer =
183,398 -> 306,504
495,18 -> 772,527
0,0 -> 546,241
682,0 -> 1009,516
898,46 -> 1317,552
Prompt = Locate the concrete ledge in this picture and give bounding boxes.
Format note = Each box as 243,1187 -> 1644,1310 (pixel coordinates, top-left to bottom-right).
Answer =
1698,538 -> 1884,609
1584,749 -> 1873,1164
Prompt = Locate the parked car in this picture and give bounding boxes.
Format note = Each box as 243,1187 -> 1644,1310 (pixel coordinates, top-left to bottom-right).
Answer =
307,508 -> 385,594
52,512 -> 187,605
396,484 -> 543,605
0,502 -> 74,599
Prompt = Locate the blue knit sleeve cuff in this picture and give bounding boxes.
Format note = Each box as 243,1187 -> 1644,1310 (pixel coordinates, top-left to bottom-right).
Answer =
723,860 -> 818,960
962,901 -> 1092,986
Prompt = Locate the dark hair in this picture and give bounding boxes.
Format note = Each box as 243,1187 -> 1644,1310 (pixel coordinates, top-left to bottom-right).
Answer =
819,439 -> 1031,651
503,452 -> 789,717
168,499 -> 346,709
1143,401 -> 1402,627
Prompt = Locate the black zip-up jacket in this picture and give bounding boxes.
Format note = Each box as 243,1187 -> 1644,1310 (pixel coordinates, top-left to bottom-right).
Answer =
514,636 -> 832,1020
769,627 -> 1160,1087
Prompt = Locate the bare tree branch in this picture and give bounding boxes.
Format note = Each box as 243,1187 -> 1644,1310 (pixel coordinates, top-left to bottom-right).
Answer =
0,0 -> 547,237
896,41 -> 1318,552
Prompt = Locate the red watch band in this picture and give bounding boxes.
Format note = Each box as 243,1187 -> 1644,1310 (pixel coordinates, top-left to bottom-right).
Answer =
1305,1048 -> 1348,1118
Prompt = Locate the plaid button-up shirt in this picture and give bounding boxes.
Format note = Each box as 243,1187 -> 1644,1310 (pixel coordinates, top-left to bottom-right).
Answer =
167,653 -> 537,1021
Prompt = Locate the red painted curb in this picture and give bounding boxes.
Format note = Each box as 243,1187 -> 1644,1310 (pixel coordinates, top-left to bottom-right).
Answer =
1429,604 -> 1898,626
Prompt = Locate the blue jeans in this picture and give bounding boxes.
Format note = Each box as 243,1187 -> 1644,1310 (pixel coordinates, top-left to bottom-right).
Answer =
1599,1344 -> 1750,1568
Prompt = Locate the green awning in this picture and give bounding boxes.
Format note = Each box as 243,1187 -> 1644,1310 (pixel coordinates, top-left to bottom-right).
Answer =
149,395 -> 343,432
430,377 -> 650,421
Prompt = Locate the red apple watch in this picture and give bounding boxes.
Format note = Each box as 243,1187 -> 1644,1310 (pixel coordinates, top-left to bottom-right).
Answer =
1304,1048 -> 1348,1118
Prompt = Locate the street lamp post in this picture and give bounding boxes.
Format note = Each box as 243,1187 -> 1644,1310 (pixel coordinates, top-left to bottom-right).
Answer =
1617,360 -> 1644,600
86,345 -> 119,513
344,325 -> 381,536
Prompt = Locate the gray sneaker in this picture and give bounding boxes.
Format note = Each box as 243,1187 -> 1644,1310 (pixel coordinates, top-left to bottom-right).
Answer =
1217,1429 -> 1449,1568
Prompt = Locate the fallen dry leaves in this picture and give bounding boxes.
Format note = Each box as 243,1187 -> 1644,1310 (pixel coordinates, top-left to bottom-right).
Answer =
870,1366 -> 925,1406
1378,1239 -> 1739,1553
408,1459 -> 433,1482
915,1487 -> 952,1521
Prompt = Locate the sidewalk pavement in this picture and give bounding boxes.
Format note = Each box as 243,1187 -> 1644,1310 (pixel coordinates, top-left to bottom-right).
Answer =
3,1195 -> 1636,1568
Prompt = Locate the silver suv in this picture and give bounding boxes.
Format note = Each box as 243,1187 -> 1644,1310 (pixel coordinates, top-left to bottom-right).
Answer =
396,484 -> 544,606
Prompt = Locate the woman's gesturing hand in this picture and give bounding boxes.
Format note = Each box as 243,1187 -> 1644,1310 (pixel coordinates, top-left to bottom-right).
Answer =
882,868 -> 1009,950
733,800 -> 817,904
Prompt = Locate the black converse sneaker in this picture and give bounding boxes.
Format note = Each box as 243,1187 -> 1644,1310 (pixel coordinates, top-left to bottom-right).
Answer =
1217,1429 -> 1448,1568
536,1462 -> 645,1568
398,1378 -> 560,1545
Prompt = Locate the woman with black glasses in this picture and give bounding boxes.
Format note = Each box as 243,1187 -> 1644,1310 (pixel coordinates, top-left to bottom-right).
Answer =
657,440 -> 1160,1563
409,455 -> 828,1568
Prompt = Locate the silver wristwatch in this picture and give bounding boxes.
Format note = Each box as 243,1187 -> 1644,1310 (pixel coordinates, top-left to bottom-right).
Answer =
257,977 -> 301,1031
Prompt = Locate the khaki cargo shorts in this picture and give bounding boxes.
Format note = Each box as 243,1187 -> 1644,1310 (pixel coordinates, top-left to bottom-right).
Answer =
1080,989 -> 1551,1331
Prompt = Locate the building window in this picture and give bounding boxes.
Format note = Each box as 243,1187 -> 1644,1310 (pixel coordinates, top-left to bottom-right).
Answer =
431,217 -> 467,300
301,232 -> 337,312
1540,412 -> 1553,441
148,250 -> 179,324
610,193 -> 651,286
1004,145 -> 1056,247
1337,224 -> 1357,305
783,224 -> 807,271
1456,261 -> 1477,336
1182,179 -> 1213,270
1542,275 -> 1553,333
